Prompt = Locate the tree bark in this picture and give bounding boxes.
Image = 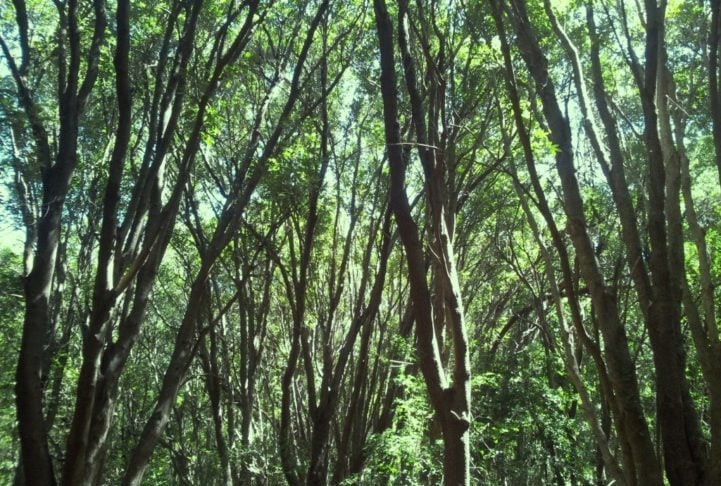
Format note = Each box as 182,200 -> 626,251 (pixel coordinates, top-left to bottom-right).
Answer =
374,1 -> 470,483
639,3 -> 704,482
6,0 -> 105,481
498,0 -> 662,483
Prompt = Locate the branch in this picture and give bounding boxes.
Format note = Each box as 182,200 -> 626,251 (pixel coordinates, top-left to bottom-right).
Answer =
0,34 -> 52,167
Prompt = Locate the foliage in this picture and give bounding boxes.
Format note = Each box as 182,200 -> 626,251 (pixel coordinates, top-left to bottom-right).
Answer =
1,0 -> 720,483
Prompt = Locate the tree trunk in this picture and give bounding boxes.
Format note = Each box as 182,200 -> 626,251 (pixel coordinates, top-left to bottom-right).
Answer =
373,1 -> 470,483
640,3 -> 704,481
499,0 -> 662,483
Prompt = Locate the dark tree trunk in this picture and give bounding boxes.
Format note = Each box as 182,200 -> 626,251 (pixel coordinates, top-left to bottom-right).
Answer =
12,0 -> 106,479
373,1 -> 471,483
639,3 -> 704,482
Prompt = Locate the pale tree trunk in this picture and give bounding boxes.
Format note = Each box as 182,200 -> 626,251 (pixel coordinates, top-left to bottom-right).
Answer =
199,327 -> 232,486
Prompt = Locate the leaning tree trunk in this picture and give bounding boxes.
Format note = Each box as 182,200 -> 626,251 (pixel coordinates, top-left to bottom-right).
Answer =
497,0 -> 662,483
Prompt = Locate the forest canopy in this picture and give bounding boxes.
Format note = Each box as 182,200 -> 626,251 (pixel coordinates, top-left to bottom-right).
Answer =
1,0 -> 721,484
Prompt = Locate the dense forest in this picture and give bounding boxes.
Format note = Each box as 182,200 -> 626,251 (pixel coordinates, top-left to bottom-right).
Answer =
1,0 -> 720,484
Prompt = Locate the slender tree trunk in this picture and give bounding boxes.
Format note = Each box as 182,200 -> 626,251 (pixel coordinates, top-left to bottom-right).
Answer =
374,1 -> 470,483
498,1 -> 662,483
514,178 -> 626,486
200,328 -> 232,486
708,0 -> 721,185
639,3 -> 704,482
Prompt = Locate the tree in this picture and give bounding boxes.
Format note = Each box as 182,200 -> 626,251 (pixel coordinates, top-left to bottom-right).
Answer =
2,0 -> 721,484
374,0 -> 471,483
